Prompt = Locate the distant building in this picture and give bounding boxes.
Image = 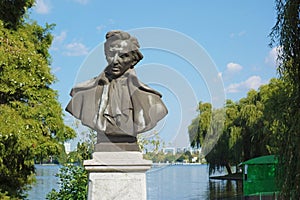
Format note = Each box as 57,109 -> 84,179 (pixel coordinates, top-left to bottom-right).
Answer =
163,147 -> 176,155
161,146 -> 201,156
176,147 -> 183,154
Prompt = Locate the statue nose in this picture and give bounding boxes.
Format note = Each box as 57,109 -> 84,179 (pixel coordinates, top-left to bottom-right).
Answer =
113,53 -> 120,63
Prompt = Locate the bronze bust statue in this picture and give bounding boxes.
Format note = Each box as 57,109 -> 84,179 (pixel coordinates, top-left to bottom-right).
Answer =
66,30 -> 168,151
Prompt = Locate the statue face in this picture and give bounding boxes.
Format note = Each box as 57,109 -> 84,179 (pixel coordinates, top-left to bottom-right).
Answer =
105,40 -> 135,79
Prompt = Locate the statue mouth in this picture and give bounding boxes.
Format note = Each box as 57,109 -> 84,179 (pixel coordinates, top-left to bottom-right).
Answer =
111,67 -> 121,73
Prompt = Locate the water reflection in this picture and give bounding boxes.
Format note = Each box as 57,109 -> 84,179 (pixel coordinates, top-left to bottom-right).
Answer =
208,179 -> 243,199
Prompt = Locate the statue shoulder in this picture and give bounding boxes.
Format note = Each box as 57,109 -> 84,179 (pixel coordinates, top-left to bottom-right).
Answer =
69,72 -> 107,96
127,69 -> 162,98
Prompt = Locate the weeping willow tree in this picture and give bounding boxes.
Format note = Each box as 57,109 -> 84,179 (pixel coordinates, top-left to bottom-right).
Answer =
189,85 -> 281,176
189,102 -> 212,149
189,102 -> 235,175
204,104 -> 239,175
269,0 -> 300,198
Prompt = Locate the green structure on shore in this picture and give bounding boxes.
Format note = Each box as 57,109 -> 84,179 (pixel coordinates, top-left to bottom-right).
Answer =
241,155 -> 279,197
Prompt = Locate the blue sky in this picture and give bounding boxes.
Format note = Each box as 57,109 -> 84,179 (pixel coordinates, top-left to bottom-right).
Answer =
29,0 -> 278,148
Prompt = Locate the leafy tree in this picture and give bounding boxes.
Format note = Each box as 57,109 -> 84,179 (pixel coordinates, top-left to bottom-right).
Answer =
0,1 -> 75,198
189,102 -> 212,149
0,0 -> 35,29
138,131 -> 165,154
205,101 -> 241,175
189,102 -> 237,174
237,90 -> 267,160
190,88 -> 277,175
67,141 -> 94,165
258,78 -> 286,154
224,100 -> 243,169
46,165 -> 88,200
202,107 -> 225,158
47,126 -> 96,200
269,0 -> 300,198
164,153 -> 176,163
67,128 -> 96,165
0,191 -> 20,200
192,77 -> 297,181
176,151 -> 193,163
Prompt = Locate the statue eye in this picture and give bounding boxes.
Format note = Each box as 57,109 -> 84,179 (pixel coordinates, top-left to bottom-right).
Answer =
120,53 -> 130,58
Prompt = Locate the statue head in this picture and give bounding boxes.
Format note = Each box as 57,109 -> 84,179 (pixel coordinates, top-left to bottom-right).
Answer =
104,30 -> 143,79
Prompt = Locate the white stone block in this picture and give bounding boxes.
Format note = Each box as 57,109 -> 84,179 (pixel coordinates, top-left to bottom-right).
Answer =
88,172 -> 147,200
84,152 -> 152,200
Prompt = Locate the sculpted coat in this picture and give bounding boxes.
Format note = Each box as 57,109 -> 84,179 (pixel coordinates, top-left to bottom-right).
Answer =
66,68 -> 167,137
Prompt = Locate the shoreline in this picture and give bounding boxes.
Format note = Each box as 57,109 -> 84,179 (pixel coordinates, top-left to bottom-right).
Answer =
209,173 -> 243,180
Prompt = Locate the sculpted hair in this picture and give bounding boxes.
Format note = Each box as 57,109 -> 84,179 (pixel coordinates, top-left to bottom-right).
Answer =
104,30 -> 143,63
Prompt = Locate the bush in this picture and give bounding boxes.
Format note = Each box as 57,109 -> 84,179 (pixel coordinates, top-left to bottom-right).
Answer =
46,165 -> 88,200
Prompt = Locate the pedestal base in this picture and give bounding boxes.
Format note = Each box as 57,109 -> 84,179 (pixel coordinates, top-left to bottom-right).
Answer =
84,152 -> 152,200
87,172 -> 147,200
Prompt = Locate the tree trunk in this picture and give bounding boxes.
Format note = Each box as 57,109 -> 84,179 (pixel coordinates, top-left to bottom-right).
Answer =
243,129 -> 251,161
225,162 -> 232,175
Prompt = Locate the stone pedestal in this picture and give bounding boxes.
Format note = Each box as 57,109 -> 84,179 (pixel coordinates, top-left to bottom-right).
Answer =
84,152 -> 152,200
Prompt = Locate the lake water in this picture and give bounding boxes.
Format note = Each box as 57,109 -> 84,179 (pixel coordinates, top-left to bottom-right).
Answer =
27,164 -> 243,200
147,164 -> 242,200
27,165 -> 60,199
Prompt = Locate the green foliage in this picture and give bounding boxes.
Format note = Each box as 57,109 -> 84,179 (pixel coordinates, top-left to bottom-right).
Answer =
143,151 -> 165,163
67,142 -> 93,165
202,108 -> 225,157
143,151 -> 195,164
189,80 -> 289,175
47,126 -> 95,200
0,0 -> 35,29
0,191 -> 21,200
0,133 -> 35,198
238,90 -> 267,160
188,102 -> 212,149
203,102 -> 241,175
138,131 -> 165,153
0,2 -> 76,198
176,151 -> 193,163
270,0 -> 300,198
46,165 -> 88,200
67,127 -> 96,164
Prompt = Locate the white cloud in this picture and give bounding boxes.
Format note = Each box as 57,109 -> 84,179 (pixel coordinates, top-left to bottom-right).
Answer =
238,31 -> 246,37
51,32 -> 89,56
265,46 -> 282,67
96,20 -> 115,33
34,0 -> 51,14
230,30 -> 246,38
226,62 -> 243,73
51,31 -> 67,50
226,76 -> 265,93
55,31 -> 67,43
221,62 -> 243,80
64,42 -> 89,56
96,25 -> 105,33
51,66 -> 61,74
73,0 -> 89,4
